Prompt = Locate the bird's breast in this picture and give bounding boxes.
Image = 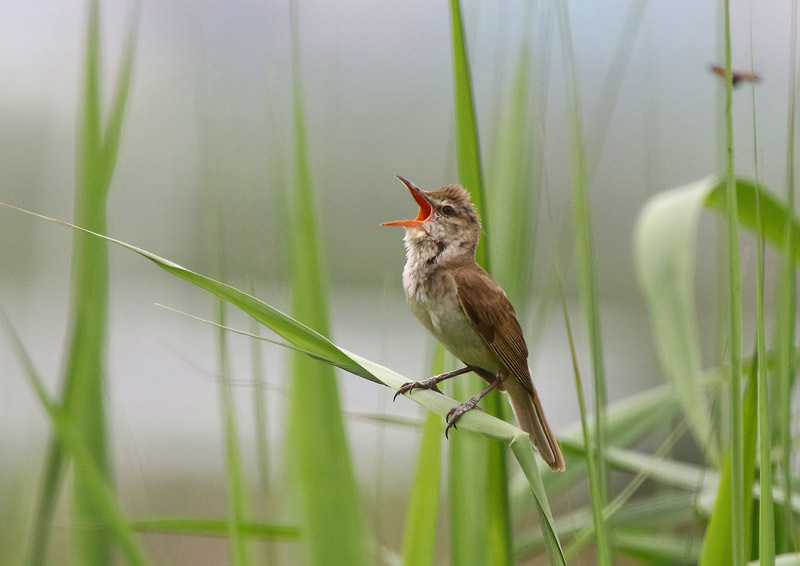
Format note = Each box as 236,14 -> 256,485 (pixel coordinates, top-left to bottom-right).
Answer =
402,261 -> 501,372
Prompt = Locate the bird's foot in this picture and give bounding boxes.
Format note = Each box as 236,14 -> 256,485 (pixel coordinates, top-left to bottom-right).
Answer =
393,377 -> 444,401
445,395 -> 485,438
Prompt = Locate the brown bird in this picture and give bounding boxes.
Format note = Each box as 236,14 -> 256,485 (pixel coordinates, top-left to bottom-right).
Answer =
383,176 -> 565,471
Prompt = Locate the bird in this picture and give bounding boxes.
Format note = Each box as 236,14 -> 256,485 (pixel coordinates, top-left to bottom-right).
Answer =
382,176 -> 565,471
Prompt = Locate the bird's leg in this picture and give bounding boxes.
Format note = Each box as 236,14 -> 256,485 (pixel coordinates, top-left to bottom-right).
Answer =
393,365 -> 478,401
445,374 -> 503,438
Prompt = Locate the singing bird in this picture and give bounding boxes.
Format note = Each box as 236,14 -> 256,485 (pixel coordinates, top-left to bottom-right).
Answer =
383,176 -> 565,471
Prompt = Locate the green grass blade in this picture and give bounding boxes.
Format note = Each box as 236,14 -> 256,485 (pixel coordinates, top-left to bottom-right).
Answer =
0,204 -> 567,564
447,357 -> 490,566
24,444 -> 67,566
447,3 -> 514,564
130,518 -> 301,540
215,301 -> 251,566
751,34 -> 775,564
248,314 -> 275,565
516,493 -> 697,557
400,346 -> 445,566
557,278 -> 611,564
286,3 -> 368,564
448,0 -> 488,266
2,313 -> 150,566
636,177 -> 800,454
98,2 -> 138,189
700,359 -> 759,566
24,7 -> 139,560
637,175 -> 800,563
508,440 -> 566,566
635,178 -> 720,455
554,2 -> 610,550
68,2 -> 113,561
401,412 -> 443,566
777,0 -> 799,551
1,203 -> 368,377
50,2 -> 138,563
721,1 -> 746,560
487,34 -> 536,306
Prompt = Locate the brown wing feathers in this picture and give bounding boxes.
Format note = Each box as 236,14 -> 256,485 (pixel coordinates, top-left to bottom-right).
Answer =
453,267 -> 535,396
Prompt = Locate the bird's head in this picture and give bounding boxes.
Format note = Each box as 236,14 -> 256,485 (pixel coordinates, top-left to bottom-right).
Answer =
382,176 -> 481,257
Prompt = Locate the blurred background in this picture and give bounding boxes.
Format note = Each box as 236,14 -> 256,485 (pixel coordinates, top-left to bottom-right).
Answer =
0,0 -> 795,563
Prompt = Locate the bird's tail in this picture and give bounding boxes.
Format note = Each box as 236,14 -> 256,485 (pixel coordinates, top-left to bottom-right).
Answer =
505,378 -> 565,471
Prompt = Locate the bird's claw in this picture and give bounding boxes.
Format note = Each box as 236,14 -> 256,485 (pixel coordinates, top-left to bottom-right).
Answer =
392,379 -> 443,402
444,397 -> 484,438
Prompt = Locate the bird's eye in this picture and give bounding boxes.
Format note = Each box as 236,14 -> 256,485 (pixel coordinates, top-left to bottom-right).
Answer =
441,205 -> 455,216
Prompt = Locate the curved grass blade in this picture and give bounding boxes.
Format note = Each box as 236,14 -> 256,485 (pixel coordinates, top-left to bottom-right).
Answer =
636,176 -> 800,456
2,312 -> 149,566
0,202 -> 567,565
636,175 -> 800,564
635,178 -> 720,455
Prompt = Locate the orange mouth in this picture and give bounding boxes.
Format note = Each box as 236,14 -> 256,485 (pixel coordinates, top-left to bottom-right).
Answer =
381,176 -> 433,228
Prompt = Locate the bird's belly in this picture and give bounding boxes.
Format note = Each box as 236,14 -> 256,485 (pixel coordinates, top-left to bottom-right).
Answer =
405,275 -> 501,373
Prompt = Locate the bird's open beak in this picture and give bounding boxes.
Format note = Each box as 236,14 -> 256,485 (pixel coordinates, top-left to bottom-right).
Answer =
381,176 -> 434,228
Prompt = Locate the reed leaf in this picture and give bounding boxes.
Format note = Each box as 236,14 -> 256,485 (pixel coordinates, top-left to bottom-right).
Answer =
400,347 -> 445,565
721,4 -> 746,561
636,176 -> 800,458
700,359 -> 759,566
214,301 -> 251,566
2,312 -> 149,566
636,175 -> 800,565
24,3 -> 138,564
447,2 -> 513,564
0,202 -> 567,564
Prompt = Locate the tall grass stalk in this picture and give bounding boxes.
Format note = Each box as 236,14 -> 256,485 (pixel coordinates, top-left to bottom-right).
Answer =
554,0 -> 611,562
447,2 -> 511,564
25,3 -> 137,564
400,346 -> 445,565
749,15 -> 775,563
721,0 -> 746,562
557,279 -> 610,563
777,0 -> 799,551
248,315 -> 276,563
286,2 -> 368,563
214,299 -> 251,566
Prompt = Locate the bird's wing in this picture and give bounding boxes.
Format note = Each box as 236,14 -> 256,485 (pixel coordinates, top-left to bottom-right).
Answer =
452,266 -> 535,396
